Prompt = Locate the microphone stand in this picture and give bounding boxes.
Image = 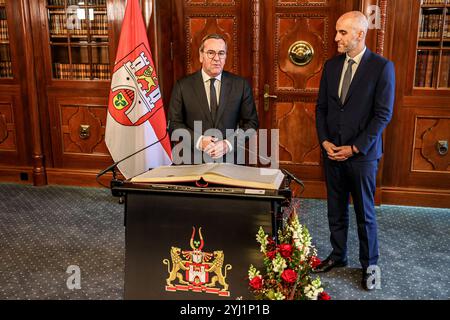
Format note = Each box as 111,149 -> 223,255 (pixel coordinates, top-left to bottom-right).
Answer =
96,130 -> 169,198
281,169 -> 305,195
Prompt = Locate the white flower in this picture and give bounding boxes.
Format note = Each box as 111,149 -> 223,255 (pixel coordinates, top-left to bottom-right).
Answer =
304,277 -> 324,300
248,264 -> 260,279
273,292 -> 285,300
256,227 -> 268,253
272,253 -> 287,274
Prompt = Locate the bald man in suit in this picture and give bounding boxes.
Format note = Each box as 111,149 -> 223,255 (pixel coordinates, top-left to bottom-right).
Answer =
168,34 -> 258,164
314,11 -> 395,290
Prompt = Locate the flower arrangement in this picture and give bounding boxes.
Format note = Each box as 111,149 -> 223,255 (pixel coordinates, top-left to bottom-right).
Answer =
248,209 -> 331,300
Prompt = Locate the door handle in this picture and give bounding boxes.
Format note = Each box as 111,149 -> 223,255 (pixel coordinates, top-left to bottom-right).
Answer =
263,84 -> 277,112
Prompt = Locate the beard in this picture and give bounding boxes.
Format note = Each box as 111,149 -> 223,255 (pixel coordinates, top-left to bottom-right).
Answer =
338,39 -> 358,53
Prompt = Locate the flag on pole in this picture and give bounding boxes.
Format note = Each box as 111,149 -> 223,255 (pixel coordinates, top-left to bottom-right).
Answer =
105,0 -> 172,179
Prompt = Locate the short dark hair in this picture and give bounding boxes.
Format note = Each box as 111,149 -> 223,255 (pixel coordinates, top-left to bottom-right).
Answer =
199,34 -> 227,52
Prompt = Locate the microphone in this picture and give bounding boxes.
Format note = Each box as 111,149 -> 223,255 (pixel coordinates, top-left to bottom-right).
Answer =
281,169 -> 305,193
97,120 -> 171,183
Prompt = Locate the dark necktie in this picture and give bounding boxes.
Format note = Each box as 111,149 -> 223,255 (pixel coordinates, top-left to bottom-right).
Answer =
209,78 -> 218,122
340,59 -> 355,104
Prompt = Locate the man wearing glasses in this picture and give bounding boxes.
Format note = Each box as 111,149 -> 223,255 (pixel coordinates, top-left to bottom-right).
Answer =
168,33 -> 258,163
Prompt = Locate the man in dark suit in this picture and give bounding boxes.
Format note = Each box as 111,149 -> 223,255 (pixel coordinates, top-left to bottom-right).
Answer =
314,11 -> 395,290
168,34 -> 259,163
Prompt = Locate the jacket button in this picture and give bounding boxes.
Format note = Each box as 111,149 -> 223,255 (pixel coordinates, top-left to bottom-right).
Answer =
340,108 -> 344,112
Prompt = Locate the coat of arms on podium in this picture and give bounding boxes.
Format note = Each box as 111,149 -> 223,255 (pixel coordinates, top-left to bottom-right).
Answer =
163,227 -> 232,297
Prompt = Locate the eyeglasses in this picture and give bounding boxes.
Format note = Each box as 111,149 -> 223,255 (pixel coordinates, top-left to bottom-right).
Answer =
203,50 -> 227,60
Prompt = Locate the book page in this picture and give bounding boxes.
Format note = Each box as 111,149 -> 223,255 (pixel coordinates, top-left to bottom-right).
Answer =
206,163 -> 284,189
131,163 -> 217,181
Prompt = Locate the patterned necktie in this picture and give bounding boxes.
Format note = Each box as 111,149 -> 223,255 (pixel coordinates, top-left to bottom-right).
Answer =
340,59 -> 355,104
209,78 -> 218,122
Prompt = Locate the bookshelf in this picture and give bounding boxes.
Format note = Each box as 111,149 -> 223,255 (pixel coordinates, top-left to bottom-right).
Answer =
415,0 -> 450,89
0,0 -> 12,78
46,0 -> 110,80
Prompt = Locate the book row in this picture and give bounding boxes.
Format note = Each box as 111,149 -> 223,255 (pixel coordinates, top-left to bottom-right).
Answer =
49,13 -> 108,36
421,0 -> 447,5
419,12 -> 449,38
0,61 -> 12,78
54,63 -> 110,80
415,50 -> 450,87
48,0 -> 106,6
0,20 -> 8,40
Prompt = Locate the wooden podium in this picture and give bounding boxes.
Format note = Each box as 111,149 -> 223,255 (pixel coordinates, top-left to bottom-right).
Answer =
114,182 -> 290,300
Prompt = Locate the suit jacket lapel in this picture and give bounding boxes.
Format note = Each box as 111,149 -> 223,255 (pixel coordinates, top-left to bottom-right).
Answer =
215,71 -> 231,127
342,49 -> 372,105
192,71 -> 214,125
331,55 -> 346,105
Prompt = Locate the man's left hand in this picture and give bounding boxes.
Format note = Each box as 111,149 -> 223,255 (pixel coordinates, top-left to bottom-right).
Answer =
204,140 -> 230,159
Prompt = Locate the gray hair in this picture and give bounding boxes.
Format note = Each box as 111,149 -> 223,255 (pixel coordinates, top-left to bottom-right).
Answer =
199,34 -> 227,52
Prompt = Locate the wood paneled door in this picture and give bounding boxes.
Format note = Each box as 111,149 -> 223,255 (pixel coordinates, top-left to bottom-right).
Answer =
168,0 -> 357,197
258,0 -> 357,197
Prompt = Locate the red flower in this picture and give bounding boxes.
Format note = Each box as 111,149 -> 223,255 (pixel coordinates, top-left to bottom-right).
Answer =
266,250 -> 277,260
281,269 -> 298,283
318,291 -> 331,300
278,244 -> 293,258
310,256 -> 321,269
249,276 -> 263,290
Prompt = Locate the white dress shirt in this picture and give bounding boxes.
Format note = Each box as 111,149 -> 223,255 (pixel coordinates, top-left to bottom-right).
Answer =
196,70 -> 232,152
338,46 -> 366,98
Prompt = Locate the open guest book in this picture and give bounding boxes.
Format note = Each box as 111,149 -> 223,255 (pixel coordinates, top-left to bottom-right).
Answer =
130,163 -> 285,190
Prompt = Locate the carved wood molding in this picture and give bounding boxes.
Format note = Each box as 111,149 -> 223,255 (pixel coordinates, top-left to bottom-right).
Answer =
276,0 -> 328,7
185,14 -> 238,74
274,13 -> 329,93
252,0 -> 260,108
185,0 -> 237,7
275,101 -> 320,165
376,0 -> 387,56
0,113 -> 8,145
0,104 -> 15,151
362,0 -> 388,56
62,105 -> 105,155
413,116 -> 450,173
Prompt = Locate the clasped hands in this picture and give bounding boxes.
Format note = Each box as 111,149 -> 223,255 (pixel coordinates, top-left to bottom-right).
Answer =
201,136 -> 229,159
322,141 -> 358,161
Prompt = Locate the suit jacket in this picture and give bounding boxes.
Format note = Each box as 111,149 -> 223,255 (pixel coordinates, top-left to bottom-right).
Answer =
168,70 -> 259,147
316,48 -> 395,161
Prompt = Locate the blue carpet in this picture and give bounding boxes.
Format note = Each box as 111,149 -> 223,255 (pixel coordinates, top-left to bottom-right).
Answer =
0,183 -> 448,300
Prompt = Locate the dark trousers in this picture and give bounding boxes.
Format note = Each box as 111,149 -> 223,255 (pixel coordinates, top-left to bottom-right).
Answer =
324,158 -> 379,269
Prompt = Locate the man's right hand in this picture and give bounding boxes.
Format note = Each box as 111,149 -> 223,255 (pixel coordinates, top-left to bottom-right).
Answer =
200,136 -> 218,151
322,140 -> 338,157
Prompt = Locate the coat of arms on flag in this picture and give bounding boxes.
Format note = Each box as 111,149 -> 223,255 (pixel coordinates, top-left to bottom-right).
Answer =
105,0 -> 171,179
109,43 -> 162,126
163,227 -> 232,297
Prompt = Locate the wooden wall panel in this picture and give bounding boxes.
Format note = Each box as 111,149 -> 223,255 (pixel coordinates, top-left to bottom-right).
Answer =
47,94 -> 111,169
258,0 -> 357,193
276,101 -> 320,166
60,105 -> 108,155
381,0 -> 450,207
186,17 -> 237,74
172,0 -> 252,84
412,117 -> 450,173
0,102 -> 16,151
276,16 -> 326,91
